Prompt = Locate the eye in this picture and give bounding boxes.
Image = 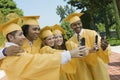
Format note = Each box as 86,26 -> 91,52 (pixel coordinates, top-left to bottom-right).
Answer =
54,36 -> 58,38
19,32 -> 23,36
33,28 -> 37,31
59,35 -> 62,38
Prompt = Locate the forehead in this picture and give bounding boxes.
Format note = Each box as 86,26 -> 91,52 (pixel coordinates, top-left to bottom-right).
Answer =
46,35 -> 54,39
16,30 -> 23,34
71,20 -> 81,25
54,34 -> 62,36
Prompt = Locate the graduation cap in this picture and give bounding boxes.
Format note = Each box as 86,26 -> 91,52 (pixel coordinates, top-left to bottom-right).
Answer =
52,24 -> 66,35
39,26 -> 53,39
64,12 -> 84,24
21,16 -> 40,25
0,18 -> 21,37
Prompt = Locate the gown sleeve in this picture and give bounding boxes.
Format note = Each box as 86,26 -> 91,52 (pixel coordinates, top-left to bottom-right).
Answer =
0,52 -> 61,80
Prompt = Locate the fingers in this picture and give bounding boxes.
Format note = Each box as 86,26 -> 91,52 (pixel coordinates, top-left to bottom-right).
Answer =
101,39 -> 108,51
6,46 -> 23,56
78,46 -> 86,50
78,47 -> 89,57
93,44 -> 99,51
70,47 -> 88,58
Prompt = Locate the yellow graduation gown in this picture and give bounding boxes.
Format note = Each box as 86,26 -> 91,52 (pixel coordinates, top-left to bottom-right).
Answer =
22,38 -> 42,54
65,40 -> 93,80
40,46 -> 61,54
40,46 -> 76,80
66,29 -> 111,80
0,52 -> 61,80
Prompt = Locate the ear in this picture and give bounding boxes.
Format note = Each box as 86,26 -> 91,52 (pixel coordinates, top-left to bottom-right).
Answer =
7,34 -> 14,41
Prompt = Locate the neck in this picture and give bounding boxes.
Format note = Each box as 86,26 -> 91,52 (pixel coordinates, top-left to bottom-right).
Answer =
54,45 -> 62,50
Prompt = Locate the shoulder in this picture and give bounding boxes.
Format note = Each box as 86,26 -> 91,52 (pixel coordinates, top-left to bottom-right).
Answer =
83,29 -> 98,35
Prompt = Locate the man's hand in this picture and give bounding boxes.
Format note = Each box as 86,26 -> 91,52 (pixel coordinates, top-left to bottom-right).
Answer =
101,38 -> 108,51
5,46 -> 24,56
89,44 -> 99,53
69,46 -> 89,58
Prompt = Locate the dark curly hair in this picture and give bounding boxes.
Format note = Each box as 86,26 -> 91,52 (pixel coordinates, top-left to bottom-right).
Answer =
22,25 -> 30,37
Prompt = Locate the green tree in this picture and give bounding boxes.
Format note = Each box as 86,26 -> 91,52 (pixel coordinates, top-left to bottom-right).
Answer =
116,0 -> 120,17
0,11 -> 4,24
56,5 -> 75,22
0,0 -> 23,23
113,0 -> 120,38
60,21 -> 73,39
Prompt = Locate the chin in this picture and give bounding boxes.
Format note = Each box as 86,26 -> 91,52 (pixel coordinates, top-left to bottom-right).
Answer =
57,43 -> 62,46
34,37 -> 38,40
50,44 -> 54,47
75,28 -> 81,32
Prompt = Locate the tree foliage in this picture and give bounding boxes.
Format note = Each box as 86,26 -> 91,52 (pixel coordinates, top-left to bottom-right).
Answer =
0,0 -> 23,24
112,0 -> 120,38
0,0 -> 23,16
56,5 -> 75,22
60,21 -> 73,39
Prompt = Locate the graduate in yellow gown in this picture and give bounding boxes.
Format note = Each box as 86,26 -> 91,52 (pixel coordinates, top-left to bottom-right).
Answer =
21,16 -> 42,54
0,18 -> 87,80
52,24 -> 77,80
64,12 -> 111,80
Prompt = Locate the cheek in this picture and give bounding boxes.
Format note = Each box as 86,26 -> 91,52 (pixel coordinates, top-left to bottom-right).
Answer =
29,31 -> 34,35
54,38 -> 58,42
56,38 -> 63,44
61,39 -> 63,42
80,23 -> 82,26
46,40 -> 51,44
28,29 -> 34,35
17,38 -> 22,42
46,41 -> 52,46
59,39 -> 63,44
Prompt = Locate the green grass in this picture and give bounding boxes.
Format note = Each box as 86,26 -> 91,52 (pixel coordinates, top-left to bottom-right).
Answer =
107,38 -> 120,46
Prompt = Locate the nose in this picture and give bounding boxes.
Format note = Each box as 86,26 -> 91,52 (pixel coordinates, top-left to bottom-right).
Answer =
76,24 -> 80,28
22,35 -> 26,40
36,29 -> 40,34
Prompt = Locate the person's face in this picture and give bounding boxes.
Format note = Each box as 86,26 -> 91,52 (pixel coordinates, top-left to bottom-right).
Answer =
11,30 -> 25,46
27,25 -> 40,41
54,34 -> 63,46
43,35 -> 54,47
71,20 -> 82,34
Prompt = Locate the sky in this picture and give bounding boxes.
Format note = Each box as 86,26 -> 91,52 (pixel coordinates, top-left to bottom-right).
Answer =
13,0 -> 67,28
